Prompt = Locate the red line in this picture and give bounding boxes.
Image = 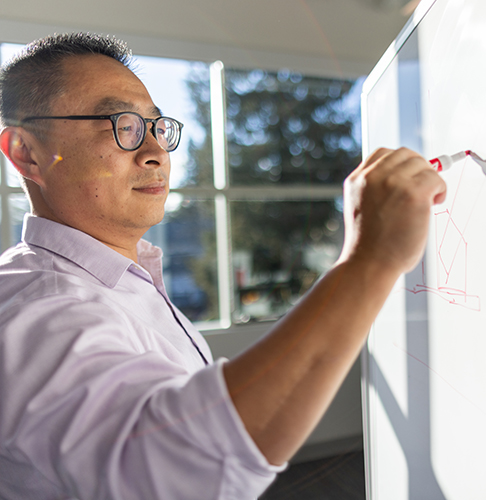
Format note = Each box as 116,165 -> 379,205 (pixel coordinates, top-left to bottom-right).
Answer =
449,160 -> 466,214
432,161 -> 486,299
443,217 -> 465,283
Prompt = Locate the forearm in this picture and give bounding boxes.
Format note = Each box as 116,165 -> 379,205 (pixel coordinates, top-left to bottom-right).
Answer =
224,255 -> 401,465
224,147 -> 446,466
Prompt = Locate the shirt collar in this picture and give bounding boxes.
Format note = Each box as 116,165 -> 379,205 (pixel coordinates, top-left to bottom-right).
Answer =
137,238 -> 165,290
22,214 -> 161,289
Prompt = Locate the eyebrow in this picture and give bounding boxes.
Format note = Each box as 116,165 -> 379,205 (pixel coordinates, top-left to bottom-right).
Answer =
93,98 -> 162,117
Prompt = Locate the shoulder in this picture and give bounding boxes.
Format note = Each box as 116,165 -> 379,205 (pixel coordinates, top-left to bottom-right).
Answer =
1,242 -> 79,307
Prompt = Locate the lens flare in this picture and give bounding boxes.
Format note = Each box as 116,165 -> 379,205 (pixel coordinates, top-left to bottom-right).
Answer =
47,153 -> 63,172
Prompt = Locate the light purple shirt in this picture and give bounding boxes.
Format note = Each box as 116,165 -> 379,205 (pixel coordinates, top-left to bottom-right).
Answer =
0,215 -> 283,499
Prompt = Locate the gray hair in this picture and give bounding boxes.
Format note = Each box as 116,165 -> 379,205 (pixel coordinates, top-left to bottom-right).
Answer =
0,32 -> 133,128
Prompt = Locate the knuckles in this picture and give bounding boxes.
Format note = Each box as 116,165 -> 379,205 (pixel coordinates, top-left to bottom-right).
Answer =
341,147 -> 443,273
344,147 -> 445,221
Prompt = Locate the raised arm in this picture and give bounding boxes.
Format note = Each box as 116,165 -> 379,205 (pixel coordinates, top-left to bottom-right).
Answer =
223,147 -> 447,465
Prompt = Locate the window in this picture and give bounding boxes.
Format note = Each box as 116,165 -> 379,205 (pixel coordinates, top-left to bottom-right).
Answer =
0,43 -> 363,331
161,66 -> 364,328
224,69 -> 362,324
0,44 -> 28,253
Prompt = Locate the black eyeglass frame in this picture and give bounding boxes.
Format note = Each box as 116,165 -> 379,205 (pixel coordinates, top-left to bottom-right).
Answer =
21,112 -> 184,152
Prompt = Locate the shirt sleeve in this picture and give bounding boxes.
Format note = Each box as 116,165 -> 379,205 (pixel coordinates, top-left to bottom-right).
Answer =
0,297 -> 285,500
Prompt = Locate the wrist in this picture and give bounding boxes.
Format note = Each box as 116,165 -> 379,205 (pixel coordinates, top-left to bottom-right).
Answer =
335,248 -> 404,292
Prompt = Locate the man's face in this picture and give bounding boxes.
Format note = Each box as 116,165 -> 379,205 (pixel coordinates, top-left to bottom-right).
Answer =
31,54 -> 171,252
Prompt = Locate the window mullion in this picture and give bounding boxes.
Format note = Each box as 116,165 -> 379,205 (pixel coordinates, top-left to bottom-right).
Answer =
214,194 -> 232,328
210,61 -> 232,328
210,61 -> 227,189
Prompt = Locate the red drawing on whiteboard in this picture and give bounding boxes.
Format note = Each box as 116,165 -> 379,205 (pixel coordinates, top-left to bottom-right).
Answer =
406,159 -> 483,311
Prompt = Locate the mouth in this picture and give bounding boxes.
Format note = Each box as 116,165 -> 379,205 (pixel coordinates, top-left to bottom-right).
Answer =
133,181 -> 167,195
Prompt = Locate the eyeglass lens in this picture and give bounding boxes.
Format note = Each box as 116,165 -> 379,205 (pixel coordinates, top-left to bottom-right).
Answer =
116,113 -> 144,150
115,113 -> 178,151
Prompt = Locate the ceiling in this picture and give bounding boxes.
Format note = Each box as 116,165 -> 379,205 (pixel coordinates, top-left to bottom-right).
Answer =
0,0 -> 421,78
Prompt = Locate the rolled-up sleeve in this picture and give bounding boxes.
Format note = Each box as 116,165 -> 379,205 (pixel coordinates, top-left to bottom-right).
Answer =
1,297 -> 284,500
117,359 -> 284,500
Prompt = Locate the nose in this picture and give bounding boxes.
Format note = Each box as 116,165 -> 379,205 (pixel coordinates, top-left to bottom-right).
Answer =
144,120 -> 170,153
136,126 -> 170,168
147,120 -> 157,140
144,120 -> 164,148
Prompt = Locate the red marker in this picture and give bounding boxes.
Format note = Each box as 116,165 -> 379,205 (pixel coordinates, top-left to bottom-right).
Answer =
430,150 -> 486,174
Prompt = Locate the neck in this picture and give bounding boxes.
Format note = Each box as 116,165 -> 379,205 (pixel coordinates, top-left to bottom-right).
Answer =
100,239 -> 139,263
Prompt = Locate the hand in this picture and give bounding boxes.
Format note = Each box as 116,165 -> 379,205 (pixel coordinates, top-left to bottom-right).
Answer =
340,147 -> 447,274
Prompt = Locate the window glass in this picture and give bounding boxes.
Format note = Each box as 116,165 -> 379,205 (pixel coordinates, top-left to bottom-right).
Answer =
133,56 -> 213,188
0,43 -> 23,65
231,199 -> 344,322
1,44 -> 25,188
9,194 -> 29,246
5,159 -> 22,188
225,69 -> 363,186
143,194 -> 218,323
134,56 -> 217,323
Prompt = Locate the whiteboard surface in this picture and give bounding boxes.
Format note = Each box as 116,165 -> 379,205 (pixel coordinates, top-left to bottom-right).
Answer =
362,0 -> 486,498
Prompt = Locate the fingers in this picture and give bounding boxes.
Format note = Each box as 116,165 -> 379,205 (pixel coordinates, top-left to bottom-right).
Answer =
341,146 -> 448,274
362,147 -> 428,176
353,147 -> 446,206
359,147 -> 395,169
412,166 -> 448,205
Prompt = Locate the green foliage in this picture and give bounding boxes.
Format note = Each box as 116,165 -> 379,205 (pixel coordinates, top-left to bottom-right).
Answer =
185,67 -> 362,187
180,66 -> 362,321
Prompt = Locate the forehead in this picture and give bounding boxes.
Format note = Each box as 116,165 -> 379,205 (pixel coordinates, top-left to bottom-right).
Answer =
54,54 -> 156,115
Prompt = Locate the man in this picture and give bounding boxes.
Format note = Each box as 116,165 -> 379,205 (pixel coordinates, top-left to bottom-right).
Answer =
0,33 -> 446,499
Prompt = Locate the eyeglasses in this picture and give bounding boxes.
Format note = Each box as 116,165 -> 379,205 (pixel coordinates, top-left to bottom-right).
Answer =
21,112 -> 184,152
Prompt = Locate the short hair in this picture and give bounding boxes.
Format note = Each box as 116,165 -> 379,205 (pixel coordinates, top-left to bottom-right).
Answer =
0,32 -> 133,128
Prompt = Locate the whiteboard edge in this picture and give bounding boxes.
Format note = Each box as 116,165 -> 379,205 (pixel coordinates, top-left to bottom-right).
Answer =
360,336 -> 374,500
360,2 -> 439,499
362,0 -> 438,96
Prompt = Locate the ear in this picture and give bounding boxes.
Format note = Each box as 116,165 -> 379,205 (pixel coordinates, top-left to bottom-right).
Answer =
0,127 -> 46,188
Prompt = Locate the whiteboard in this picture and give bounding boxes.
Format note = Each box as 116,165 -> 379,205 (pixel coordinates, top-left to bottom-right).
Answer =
361,0 -> 486,498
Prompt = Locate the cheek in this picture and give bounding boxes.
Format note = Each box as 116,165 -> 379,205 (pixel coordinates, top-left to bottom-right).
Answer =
65,158 -> 118,193
44,142 -> 129,200
83,173 -> 131,207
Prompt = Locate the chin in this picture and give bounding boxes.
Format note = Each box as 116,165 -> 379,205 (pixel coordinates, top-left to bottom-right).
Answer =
144,210 -> 166,228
